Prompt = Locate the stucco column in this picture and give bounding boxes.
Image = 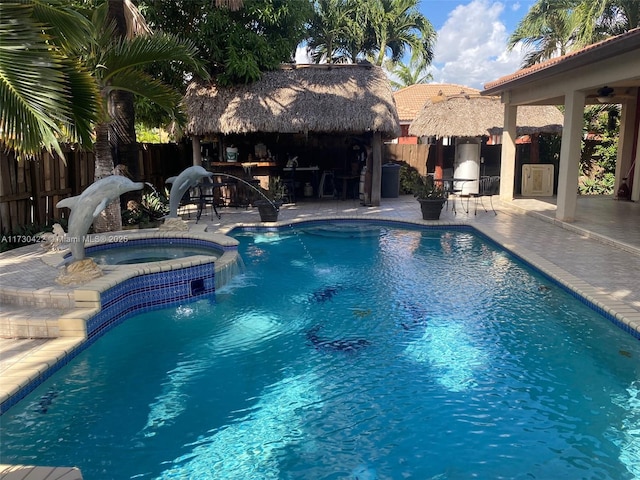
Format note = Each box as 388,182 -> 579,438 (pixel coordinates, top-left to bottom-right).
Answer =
633,127 -> 640,202
191,136 -> 202,166
371,132 -> 382,206
556,90 -> 585,222
499,103 -> 517,201
616,91 -> 638,200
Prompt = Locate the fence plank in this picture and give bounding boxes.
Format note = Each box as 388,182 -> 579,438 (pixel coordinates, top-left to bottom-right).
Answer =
383,143 -> 430,176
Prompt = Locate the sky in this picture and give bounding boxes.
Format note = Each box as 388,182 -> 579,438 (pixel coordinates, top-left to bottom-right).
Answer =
295,0 -> 538,91
424,0 -> 537,89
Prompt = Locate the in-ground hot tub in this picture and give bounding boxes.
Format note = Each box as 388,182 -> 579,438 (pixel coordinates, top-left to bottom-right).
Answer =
83,238 -> 223,265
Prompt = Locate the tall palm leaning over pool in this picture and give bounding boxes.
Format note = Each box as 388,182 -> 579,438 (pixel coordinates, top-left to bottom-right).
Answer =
74,1 -> 208,232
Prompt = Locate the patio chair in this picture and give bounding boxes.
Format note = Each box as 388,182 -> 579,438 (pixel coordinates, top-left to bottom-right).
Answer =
474,176 -> 500,215
196,178 -> 223,222
177,186 -> 200,219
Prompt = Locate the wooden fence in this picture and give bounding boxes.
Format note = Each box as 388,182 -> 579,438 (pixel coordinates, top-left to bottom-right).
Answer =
383,143 -> 431,175
0,143 -> 191,234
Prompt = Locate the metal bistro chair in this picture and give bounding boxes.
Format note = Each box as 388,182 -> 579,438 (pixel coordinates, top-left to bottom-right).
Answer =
177,186 -> 201,219
196,178 -> 223,222
474,176 -> 500,215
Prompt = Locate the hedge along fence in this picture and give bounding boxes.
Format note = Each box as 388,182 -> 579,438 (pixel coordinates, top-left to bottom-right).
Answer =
0,143 -> 192,235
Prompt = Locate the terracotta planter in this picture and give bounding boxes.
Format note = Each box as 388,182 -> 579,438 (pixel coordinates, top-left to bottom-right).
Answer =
418,198 -> 446,220
255,200 -> 281,222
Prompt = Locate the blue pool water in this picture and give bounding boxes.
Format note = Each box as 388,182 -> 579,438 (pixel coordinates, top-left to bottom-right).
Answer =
1,223 -> 640,479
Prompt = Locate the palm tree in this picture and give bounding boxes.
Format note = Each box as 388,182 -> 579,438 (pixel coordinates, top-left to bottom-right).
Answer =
367,0 -> 436,67
509,0 -> 640,68
572,0 -> 640,45
384,55 -> 432,90
106,0 -> 151,185
508,0 -> 577,67
75,2 -> 208,231
340,0 -> 376,62
0,1 -> 99,159
307,0 -> 354,63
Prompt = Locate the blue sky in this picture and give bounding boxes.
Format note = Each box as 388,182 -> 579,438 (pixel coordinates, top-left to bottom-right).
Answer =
295,0 -> 538,90
422,0 -> 537,89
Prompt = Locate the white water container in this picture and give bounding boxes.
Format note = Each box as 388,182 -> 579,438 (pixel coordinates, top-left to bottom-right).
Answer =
454,142 -> 480,195
304,182 -> 313,197
226,147 -> 238,162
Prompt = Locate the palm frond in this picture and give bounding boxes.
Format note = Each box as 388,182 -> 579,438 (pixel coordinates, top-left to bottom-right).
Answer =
30,0 -> 94,51
104,70 -> 182,119
100,33 -> 208,84
0,3 -> 73,157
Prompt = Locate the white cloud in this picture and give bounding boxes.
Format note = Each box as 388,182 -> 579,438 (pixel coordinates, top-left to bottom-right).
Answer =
430,0 -> 526,90
295,45 -> 313,64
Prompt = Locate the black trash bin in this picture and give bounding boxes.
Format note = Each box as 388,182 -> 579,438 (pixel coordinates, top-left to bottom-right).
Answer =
381,163 -> 401,198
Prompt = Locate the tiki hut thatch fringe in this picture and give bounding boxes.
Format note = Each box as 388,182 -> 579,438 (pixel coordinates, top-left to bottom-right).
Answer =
408,94 -> 564,138
183,63 -> 401,138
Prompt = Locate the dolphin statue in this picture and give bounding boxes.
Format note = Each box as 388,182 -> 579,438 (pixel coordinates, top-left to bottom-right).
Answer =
165,165 -> 214,218
56,176 -> 144,261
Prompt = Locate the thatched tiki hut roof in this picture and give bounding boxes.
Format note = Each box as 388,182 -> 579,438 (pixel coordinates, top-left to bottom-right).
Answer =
184,63 -> 400,137
183,63 -> 400,206
408,94 -> 563,138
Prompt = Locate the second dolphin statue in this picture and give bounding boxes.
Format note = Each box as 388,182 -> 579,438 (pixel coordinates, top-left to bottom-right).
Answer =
165,166 -> 214,218
56,176 -> 144,261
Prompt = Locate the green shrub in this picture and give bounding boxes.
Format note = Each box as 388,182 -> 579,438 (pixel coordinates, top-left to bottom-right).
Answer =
399,164 -> 422,194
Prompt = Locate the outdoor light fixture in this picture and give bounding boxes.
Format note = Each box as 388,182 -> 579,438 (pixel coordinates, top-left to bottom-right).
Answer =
596,86 -> 614,103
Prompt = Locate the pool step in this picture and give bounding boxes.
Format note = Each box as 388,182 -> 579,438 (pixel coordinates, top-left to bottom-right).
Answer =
0,304 -> 94,339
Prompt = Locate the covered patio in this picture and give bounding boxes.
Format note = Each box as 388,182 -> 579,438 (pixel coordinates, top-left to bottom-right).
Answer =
483,27 -> 640,223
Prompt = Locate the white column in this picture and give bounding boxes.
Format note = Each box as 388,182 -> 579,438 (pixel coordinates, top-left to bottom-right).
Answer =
616,92 -> 638,200
556,90 -> 585,222
632,127 -> 640,202
499,103 -> 517,201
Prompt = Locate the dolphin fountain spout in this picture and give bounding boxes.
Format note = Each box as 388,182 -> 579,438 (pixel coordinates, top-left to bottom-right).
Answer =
165,166 -> 214,218
56,176 -> 144,262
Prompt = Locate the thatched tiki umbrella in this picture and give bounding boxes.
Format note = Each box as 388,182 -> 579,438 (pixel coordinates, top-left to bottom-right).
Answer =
183,63 -> 400,206
408,94 -> 564,178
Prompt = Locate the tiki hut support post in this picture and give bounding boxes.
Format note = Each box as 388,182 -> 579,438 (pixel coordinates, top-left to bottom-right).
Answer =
371,132 -> 382,205
192,136 -> 202,166
499,103 -> 518,201
435,138 -> 444,180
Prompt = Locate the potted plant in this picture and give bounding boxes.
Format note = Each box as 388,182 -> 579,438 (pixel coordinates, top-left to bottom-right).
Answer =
254,176 -> 286,222
413,175 -> 446,220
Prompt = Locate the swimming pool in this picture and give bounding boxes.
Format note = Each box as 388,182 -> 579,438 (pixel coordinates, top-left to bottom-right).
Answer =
1,222 -> 639,478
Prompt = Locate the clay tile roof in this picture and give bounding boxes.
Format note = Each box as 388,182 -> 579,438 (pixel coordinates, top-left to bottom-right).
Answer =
483,27 -> 640,93
393,83 -> 480,123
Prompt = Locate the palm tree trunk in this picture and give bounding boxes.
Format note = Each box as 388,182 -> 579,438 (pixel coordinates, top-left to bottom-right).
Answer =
107,0 -> 141,204
93,122 -> 123,233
